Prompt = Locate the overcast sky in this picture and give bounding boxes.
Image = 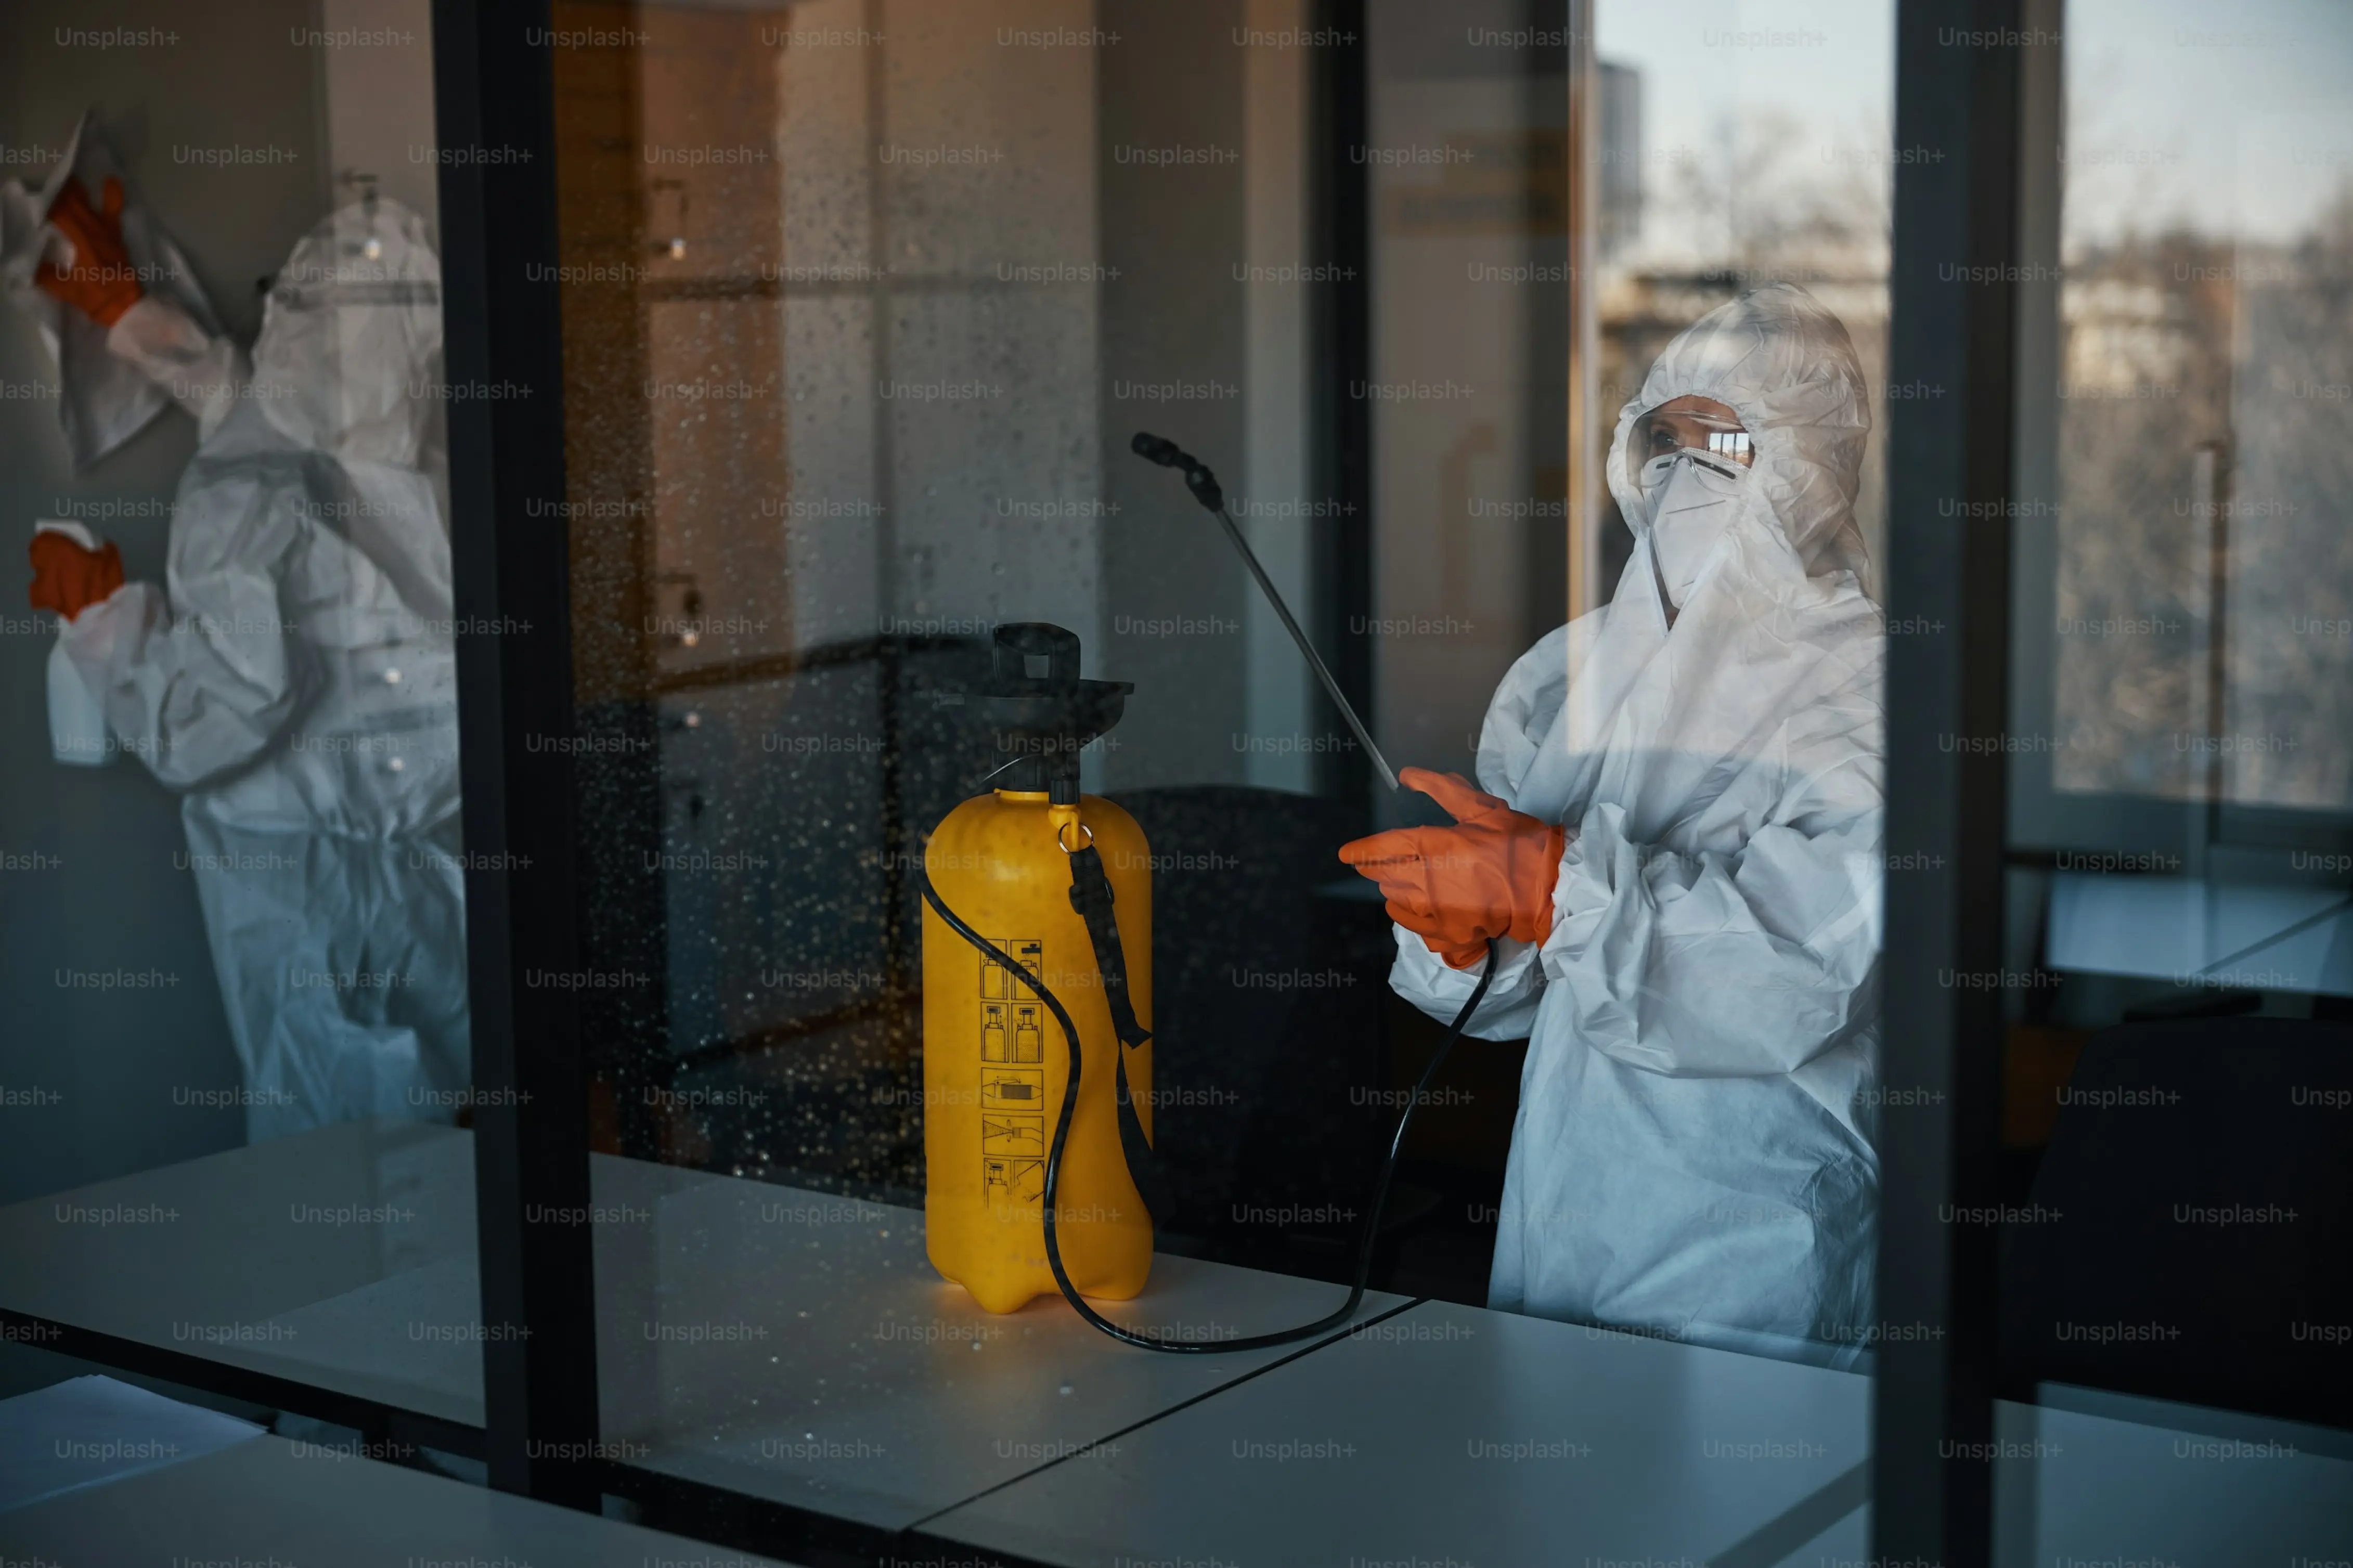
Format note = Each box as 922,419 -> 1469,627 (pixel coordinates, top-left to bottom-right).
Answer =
1595,0 -> 2353,260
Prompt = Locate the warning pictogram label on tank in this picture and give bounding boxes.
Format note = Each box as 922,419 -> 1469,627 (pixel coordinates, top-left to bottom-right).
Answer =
983,1156 -> 1044,1206
980,1004 -> 1047,1064
980,938 -> 1043,999
981,1067 -> 1045,1109
982,1113 -> 1045,1157
980,943 -> 1047,1194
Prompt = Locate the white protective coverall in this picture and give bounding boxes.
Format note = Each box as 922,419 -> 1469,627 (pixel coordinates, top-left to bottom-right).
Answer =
1390,284 -> 1885,1367
60,199 -> 468,1141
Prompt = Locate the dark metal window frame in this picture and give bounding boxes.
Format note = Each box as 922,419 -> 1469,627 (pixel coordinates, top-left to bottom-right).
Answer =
1876,0 -> 2034,1562
430,0 -> 601,1512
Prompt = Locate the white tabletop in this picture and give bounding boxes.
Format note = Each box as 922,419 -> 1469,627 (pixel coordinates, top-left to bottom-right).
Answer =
0,1427 -> 803,1566
0,1375 -> 265,1515
924,1298 -> 1876,1567
589,1151 -> 1411,1530
0,1119 -> 483,1426
924,1298 -> 2353,1568
1993,1394 -> 2353,1564
14,1123 -> 2346,1564
0,1121 -> 1411,1531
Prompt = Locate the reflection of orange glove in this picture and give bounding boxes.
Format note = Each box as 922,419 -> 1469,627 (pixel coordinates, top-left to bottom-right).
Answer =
37,177 -> 142,327
1339,768 -> 1567,970
29,532 -> 125,621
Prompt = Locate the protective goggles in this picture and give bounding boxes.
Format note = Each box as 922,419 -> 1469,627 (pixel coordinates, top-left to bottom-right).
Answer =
1632,404 -> 1754,489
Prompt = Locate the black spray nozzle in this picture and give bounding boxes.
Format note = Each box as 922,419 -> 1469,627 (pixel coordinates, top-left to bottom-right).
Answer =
1130,431 -> 1185,467
1130,430 -> 1224,513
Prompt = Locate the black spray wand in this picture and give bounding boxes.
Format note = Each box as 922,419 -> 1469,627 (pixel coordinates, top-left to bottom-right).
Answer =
1129,431 -> 1401,792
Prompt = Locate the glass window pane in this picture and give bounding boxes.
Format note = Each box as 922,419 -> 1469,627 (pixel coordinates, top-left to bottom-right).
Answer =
555,1 -> 1886,1556
0,4 -> 482,1439
1997,6 -> 2353,1557
2050,0 -> 2353,810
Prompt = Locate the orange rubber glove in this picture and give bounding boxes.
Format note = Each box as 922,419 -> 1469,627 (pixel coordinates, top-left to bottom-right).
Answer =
29,531 -> 125,621
37,176 -> 143,328
1338,767 -> 1567,970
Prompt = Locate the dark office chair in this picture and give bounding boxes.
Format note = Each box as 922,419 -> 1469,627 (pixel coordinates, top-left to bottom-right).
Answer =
1999,1017 -> 2353,1430
1107,785 -> 1391,1265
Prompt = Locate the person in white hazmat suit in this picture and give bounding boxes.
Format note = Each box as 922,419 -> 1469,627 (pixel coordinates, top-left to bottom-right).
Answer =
25,187 -> 468,1143
1341,284 -> 1883,1367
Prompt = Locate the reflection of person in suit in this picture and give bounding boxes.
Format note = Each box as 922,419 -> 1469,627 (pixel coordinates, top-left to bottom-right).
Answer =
31,189 -> 467,1144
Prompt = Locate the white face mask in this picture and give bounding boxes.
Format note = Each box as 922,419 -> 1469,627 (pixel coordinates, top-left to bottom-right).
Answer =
1637,449 -> 1748,607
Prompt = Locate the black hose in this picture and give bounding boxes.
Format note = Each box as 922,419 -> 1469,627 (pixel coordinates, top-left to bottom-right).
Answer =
920,869 -> 1498,1353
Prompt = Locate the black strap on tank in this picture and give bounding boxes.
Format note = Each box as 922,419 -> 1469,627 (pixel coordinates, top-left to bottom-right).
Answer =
1064,840 -> 1170,1225
1065,841 -> 1150,1049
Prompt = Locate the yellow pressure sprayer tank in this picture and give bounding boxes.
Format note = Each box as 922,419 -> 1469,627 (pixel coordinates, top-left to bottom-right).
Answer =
922,625 -> 1155,1314
911,444 -> 1498,1354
